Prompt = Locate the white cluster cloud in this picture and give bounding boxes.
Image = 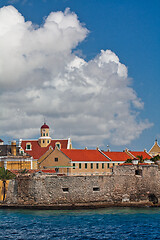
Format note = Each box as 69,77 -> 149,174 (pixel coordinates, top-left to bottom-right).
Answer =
0,6 -> 151,146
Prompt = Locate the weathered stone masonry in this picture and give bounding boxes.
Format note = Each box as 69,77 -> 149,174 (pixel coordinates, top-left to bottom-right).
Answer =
5,165 -> 160,207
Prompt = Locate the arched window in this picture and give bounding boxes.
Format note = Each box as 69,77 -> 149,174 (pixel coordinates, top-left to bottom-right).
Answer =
55,142 -> 61,149
26,143 -> 32,150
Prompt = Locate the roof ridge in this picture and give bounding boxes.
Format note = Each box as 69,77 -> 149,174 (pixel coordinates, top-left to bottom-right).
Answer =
98,149 -> 112,161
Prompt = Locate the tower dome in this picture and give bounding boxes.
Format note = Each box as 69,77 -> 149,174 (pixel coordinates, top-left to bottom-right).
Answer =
41,123 -> 49,129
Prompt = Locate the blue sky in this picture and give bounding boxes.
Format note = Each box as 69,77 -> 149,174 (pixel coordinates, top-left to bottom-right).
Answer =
0,0 -> 159,151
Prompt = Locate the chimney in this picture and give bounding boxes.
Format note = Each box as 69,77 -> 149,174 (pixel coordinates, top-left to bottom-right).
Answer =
11,141 -> 17,156
125,148 -> 129,153
84,147 -> 88,150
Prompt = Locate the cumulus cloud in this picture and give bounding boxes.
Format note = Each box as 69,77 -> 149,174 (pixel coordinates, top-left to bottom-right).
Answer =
0,6 -> 151,146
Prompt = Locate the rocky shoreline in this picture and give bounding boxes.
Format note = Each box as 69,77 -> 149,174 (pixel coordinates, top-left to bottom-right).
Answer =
0,201 -> 159,210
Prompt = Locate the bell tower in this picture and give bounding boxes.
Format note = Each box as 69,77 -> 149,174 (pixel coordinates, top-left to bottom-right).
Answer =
39,123 -> 51,147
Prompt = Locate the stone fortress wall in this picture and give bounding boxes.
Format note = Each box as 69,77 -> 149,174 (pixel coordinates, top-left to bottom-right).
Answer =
5,165 -> 160,208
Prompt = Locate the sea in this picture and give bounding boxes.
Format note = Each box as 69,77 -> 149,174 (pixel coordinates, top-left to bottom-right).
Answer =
0,208 -> 160,240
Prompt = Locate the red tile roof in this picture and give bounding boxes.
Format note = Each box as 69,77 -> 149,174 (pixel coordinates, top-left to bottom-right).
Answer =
102,151 -> 151,162
129,151 -> 151,160
0,139 -> 3,142
102,151 -> 130,162
61,149 -> 110,162
21,139 -> 69,159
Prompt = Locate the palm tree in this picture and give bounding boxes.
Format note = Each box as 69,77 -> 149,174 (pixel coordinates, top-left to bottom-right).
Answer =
125,158 -> 133,163
150,155 -> 160,164
136,155 -> 146,164
0,167 -> 15,202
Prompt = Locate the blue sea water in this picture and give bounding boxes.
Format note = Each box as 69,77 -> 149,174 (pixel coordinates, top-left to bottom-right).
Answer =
0,208 -> 160,240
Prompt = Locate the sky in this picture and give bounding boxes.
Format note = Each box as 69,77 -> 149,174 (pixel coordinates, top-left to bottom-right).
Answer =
0,0 -> 159,151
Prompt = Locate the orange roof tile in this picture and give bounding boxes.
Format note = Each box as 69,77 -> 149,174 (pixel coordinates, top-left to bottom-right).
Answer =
103,151 -> 130,162
21,139 -> 68,159
129,151 -> 151,160
61,149 -> 110,162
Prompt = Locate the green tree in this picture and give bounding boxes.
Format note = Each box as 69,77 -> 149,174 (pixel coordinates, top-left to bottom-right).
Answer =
150,155 -> 160,164
136,155 -> 148,164
0,167 -> 15,202
125,158 -> 133,163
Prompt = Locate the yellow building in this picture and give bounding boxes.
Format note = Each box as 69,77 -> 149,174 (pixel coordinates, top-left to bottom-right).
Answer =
0,140 -> 36,170
149,140 -> 160,157
0,156 -> 36,170
38,147 -> 113,175
38,147 -> 152,176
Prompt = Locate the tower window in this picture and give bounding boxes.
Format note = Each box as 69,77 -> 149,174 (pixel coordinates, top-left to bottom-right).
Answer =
91,163 -> 93,169
55,158 -> 58,162
102,163 -> 104,169
46,133 -> 48,136
96,163 -> 99,169
79,163 -> 81,169
43,140 -> 45,144
43,133 -> 45,136
73,163 -> 75,169
85,163 -> 87,169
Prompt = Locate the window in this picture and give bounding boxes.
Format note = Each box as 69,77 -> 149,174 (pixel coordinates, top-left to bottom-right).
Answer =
79,163 -> 81,169
26,143 -> 31,150
107,163 -> 110,168
85,163 -> 87,169
43,133 -> 45,136
47,140 -> 49,144
102,163 -> 104,169
55,157 -> 58,162
73,163 -> 75,169
62,187 -> 69,192
93,187 -> 100,191
91,163 -> 93,169
96,163 -> 99,169
113,163 -> 115,167
55,142 -> 61,149
43,140 -> 45,144
46,133 -> 48,136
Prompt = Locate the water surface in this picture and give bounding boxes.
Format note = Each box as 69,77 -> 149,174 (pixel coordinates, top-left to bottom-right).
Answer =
0,208 -> 160,239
